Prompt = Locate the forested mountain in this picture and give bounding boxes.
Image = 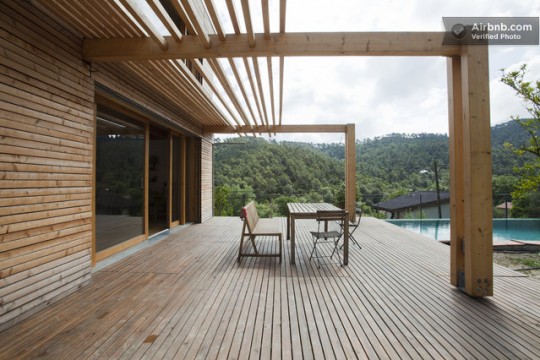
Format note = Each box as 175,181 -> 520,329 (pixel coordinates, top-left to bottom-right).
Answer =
213,138 -> 345,216
213,121 -> 529,216
491,120 -> 531,175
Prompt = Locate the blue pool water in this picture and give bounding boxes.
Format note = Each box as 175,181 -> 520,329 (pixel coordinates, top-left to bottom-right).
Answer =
386,219 -> 540,242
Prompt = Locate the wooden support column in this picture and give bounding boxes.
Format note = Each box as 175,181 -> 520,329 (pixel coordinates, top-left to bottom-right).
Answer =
447,56 -> 465,288
180,134 -> 187,224
168,133 -> 173,227
92,103 -> 97,267
144,123 -> 150,236
345,123 -> 356,221
458,45 -> 493,297
344,123 -> 356,266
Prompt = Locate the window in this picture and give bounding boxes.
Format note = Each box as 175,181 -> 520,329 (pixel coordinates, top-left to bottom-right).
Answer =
95,108 -> 145,252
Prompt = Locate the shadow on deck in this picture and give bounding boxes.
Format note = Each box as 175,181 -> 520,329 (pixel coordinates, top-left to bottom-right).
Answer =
0,217 -> 539,359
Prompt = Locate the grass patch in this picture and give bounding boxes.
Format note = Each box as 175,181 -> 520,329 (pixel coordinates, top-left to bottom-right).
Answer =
518,258 -> 540,268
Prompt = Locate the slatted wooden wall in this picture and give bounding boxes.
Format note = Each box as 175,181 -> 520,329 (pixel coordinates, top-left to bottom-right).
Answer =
0,1 -> 94,330
201,135 -> 214,222
0,1 -> 214,330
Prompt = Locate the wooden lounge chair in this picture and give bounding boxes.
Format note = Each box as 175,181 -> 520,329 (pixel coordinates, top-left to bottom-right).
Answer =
238,201 -> 282,263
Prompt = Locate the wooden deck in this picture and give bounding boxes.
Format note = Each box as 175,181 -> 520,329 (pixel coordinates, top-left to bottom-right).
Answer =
1,217 -> 539,359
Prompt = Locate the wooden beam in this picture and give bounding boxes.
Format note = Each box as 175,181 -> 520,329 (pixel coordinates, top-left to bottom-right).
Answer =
228,58 -> 259,126
192,59 -> 242,127
146,0 -> 183,42
203,0 -> 226,41
204,124 -> 348,134
278,56 -> 284,125
447,56 -> 465,289
240,0 -> 256,47
267,56 -> 276,126
83,32 -> 460,62
179,0 -> 211,48
460,45 -> 493,297
262,0 -> 270,39
278,0 -> 285,126
242,58 -> 265,129
44,1 -> 106,38
168,0 -> 196,39
207,59 -> 253,128
280,0 -> 286,33
166,60 -> 231,124
119,0 -> 168,50
125,60 -> 225,126
252,57 -> 270,127
225,0 -> 241,34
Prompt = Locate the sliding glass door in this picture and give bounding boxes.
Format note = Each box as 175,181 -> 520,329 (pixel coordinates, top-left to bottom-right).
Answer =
95,109 -> 145,252
94,99 -> 202,261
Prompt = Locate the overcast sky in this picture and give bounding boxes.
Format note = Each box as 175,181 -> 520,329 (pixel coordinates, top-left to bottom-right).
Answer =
208,0 -> 540,143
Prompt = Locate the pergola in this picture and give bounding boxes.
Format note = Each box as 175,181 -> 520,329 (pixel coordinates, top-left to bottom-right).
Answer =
33,0 -> 492,297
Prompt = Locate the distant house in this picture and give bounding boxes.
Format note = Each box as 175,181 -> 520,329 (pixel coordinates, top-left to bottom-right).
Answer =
496,201 -> 513,218
496,201 -> 513,210
374,191 -> 451,219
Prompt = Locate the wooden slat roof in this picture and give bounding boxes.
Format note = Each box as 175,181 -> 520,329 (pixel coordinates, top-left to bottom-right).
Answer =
33,0 -> 458,134
34,0 -> 291,133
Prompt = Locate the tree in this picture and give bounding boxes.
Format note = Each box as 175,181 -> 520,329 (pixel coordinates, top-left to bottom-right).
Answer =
214,185 -> 233,216
500,64 -> 540,217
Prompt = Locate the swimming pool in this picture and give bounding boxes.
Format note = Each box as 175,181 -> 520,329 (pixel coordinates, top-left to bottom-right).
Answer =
386,219 -> 540,242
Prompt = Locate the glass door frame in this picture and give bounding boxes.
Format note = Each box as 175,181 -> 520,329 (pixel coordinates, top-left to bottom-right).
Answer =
169,132 -> 187,228
92,92 -> 199,265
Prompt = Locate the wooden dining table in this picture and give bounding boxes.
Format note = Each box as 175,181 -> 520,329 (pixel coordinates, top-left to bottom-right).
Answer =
287,203 -> 349,265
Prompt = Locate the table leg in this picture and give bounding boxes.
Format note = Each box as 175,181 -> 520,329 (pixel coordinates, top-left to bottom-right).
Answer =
290,217 -> 295,264
287,213 -> 290,240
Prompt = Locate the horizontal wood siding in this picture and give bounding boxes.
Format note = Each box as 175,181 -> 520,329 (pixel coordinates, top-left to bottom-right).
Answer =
0,1 -> 93,330
201,135 -> 213,222
0,1 -> 214,330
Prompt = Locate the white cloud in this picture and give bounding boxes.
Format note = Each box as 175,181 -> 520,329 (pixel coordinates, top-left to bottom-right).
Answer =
215,0 -> 540,143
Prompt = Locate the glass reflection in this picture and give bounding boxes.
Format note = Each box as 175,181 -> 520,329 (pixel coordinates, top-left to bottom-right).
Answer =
95,111 -> 145,252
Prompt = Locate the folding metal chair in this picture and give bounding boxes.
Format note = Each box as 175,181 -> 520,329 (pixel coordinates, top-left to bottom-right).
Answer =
341,208 -> 362,248
309,210 -> 347,267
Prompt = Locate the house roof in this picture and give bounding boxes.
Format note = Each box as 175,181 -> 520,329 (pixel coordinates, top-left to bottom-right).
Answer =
374,191 -> 450,212
496,201 -> 513,209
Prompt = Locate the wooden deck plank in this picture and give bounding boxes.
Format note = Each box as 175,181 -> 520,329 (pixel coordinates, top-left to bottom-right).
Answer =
201,253 -> 257,358
0,217 -> 539,359
359,221 -> 540,359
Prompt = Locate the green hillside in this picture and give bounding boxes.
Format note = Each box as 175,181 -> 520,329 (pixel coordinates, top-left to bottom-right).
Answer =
213,121 -> 529,216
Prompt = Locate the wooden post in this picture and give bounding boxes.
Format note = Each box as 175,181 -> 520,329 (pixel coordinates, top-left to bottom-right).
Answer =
345,123 -> 356,222
91,103 -> 97,267
168,132 -> 173,228
144,123 -> 150,236
447,56 -> 465,288
459,45 -> 493,296
180,134 -> 187,224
